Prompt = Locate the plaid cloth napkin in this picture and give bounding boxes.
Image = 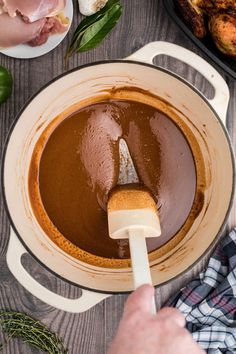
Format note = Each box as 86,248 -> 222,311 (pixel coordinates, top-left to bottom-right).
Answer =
166,228 -> 236,354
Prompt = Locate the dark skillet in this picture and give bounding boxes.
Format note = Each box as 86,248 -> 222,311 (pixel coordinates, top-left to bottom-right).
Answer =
163,0 -> 236,80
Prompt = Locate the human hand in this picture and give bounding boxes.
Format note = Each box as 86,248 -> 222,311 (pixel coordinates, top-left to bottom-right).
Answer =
108,284 -> 205,354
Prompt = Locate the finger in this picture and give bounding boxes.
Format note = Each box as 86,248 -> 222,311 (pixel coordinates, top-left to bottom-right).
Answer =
123,284 -> 155,316
156,307 -> 186,327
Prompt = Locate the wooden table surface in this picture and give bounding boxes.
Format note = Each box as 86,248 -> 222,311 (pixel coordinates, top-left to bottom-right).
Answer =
0,1 -> 235,353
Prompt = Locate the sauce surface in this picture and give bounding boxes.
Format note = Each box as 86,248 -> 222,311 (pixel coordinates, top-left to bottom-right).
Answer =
35,100 -> 196,259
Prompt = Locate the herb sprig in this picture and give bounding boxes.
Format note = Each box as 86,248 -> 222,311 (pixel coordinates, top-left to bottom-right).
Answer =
0,311 -> 68,354
65,0 -> 123,63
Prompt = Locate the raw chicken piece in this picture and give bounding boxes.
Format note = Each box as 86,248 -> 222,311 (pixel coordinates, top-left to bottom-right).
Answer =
0,0 -> 4,14
2,0 -> 66,22
0,13 -> 45,47
29,15 -> 68,46
209,13 -> 236,57
47,0 -> 66,16
0,0 -> 68,48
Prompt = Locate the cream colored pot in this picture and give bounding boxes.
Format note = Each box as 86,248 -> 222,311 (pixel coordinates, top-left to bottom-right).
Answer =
2,42 -> 235,312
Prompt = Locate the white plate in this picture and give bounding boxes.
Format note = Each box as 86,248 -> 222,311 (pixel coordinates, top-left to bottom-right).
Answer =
0,0 -> 73,59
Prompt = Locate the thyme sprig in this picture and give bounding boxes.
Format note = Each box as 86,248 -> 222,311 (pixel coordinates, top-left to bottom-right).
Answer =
0,311 -> 68,354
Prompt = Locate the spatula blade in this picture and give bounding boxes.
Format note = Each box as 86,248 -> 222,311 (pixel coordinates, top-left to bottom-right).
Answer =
118,138 -> 139,185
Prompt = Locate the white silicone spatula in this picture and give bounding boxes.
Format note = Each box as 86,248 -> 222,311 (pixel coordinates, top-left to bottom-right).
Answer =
107,139 -> 161,313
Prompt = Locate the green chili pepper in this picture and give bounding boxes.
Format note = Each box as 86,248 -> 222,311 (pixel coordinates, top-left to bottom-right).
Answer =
0,65 -> 13,104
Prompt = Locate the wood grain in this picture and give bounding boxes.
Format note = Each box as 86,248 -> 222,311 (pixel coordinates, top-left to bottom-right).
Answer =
0,0 -> 235,353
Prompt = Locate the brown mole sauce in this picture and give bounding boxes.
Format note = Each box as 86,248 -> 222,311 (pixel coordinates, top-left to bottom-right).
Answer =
37,100 -> 196,259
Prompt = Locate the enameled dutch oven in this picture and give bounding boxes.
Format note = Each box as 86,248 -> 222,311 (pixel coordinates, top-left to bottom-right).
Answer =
2,42 -> 235,312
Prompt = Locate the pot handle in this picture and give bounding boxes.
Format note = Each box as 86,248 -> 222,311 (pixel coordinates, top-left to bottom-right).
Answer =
6,229 -> 111,313
126,41 -> 229,124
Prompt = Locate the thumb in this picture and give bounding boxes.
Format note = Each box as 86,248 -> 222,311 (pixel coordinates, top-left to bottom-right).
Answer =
123,284 -> 155,316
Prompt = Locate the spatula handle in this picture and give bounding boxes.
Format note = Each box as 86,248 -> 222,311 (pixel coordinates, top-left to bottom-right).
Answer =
129,230 -> 156,314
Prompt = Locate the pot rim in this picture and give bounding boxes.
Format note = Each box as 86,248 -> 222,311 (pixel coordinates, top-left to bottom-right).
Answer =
2,59 -> 235,295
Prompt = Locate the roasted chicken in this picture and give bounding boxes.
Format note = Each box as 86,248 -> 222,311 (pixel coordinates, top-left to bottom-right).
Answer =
176,0 -> 236,58
209,14 -> 236,57
176,0 -> 207,38
196,0 -> 236,15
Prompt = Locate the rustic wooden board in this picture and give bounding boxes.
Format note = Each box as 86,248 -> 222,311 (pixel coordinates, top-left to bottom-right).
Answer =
0,0 -> 235,353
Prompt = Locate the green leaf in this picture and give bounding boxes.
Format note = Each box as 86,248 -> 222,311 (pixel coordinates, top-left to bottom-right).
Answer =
65,0 -> 122,62
78,4 -> 123,52
66,0 -> 120,58
74,0 -> 120,36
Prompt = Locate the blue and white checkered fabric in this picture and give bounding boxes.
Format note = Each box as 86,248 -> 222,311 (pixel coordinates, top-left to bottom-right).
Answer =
166,228 -> 236,354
